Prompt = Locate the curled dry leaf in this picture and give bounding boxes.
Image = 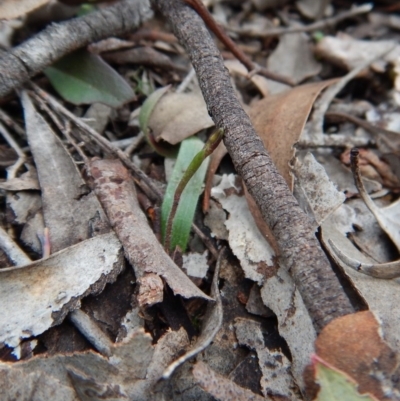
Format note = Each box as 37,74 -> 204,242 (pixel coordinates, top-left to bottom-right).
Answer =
0,232 -> 123,348
89,158 -> 212,303
308,311 -> 398,401
147,90 -> 214,145
320,206 -> 400,352
211,174 -> 275,285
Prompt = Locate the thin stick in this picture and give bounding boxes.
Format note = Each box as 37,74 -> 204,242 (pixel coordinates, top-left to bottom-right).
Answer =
0,226 -> 31,266
226,4 -> 373,38
31,84 -> 163,202
0,121 -> 26,179
0,108 -> 26,138
69,309 -> 113,356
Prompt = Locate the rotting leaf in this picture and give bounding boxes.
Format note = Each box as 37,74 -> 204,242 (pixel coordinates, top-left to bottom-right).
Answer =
210,174 -> 315,392
44,49 -> 135,108
311,312 -> 396,401
313,355 -> 379,401
211,174 -> 275,285
21,91 -> 110,253
234,318 -> 297,400
0,232 -> 123,348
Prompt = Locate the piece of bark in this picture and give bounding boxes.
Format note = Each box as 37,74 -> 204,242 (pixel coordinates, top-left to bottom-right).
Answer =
89,158 -> 212,303
153,0 -> 354,332
0,0 -> 153,98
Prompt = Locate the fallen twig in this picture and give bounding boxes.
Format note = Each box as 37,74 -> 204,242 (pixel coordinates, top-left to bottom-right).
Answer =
89,158 -> 213,303
0,0 -> 153,98
226,3 -> 372,38
154,0 -> 354,332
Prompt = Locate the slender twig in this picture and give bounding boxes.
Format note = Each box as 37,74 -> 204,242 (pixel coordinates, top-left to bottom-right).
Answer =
226,3 -> 373,38
31,84 -> 163,202
0,226 -> 31,266
0,0 -> 153,98
0,121 -> 26,179
69,309 -> 113,356
154,0 -> 354,332
0,108 -> 26,138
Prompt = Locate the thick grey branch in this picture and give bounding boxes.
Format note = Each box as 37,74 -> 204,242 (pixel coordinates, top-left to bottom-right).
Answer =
0,0 -> 153,98
154,0 -> 354,332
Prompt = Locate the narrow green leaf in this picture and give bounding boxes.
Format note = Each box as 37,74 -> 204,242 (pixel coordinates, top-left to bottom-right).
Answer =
44,49 -> 135,108
314,357 -> 378,401
162,136 -> 209,252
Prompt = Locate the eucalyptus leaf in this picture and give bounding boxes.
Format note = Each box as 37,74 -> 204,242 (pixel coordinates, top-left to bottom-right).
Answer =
315,358 -> 377,401
162,137 -> 209,252
45,49 -> 135,108
139,85 -> 177,157
139,85 -> 170,135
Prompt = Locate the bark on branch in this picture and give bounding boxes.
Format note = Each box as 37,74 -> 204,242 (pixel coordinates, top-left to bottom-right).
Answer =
153,0 -> 354,332
0,0 -> 153,98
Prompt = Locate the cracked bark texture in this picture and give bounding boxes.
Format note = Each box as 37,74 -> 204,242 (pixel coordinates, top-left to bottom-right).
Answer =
0,0 -> 153,98
153,0 -> 354,332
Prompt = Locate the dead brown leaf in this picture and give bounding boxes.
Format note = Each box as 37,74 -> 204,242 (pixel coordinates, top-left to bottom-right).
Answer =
249,80 -> 337,190
309,311 -> 398,400
148,91 -> 214,145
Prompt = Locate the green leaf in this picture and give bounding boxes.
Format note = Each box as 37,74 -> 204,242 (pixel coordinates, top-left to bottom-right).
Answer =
161,136 -> 209,252
314,357 -> 378,401
45,49 -> 135,108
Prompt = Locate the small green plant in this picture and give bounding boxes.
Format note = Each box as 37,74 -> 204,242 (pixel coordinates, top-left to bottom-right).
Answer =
163,128 -> 224,252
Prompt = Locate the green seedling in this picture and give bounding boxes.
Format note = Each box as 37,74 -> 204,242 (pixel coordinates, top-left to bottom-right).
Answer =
163,128 -> 224,252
